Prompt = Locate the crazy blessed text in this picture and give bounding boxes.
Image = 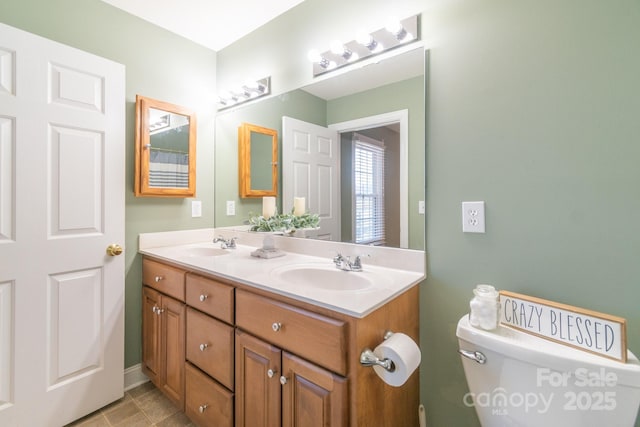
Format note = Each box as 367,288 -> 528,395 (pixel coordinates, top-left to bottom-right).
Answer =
499,292 -> 625,361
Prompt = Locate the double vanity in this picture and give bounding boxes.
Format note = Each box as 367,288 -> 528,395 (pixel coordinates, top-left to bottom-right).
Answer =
139,228 -> 424,427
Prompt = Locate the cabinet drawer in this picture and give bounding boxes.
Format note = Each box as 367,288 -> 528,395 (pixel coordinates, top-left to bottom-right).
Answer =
143,258 -> 185,302
236,289 -> 347,375
186,273 -> 234,324
186,308 -> 234,390
185,363 -> 233,427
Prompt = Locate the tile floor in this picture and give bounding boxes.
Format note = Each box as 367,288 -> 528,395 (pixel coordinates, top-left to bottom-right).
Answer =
66,381 -> 194,427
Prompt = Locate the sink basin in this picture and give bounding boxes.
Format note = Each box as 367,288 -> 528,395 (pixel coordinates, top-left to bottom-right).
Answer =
182,246 -> 230,257
270,264 -> 374,291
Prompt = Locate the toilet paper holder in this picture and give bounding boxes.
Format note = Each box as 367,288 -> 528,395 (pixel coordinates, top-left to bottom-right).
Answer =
360,331 -> 396,372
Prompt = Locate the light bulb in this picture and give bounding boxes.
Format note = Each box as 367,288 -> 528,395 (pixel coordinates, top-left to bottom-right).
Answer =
330,40 -> 346,55
307,49 -> 322,63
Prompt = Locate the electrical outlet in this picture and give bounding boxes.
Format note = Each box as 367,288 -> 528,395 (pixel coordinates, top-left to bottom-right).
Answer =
462,201 -> 485,233
226,200 -> 235,216
418,200 -> 425,214
191,200 -> 202,218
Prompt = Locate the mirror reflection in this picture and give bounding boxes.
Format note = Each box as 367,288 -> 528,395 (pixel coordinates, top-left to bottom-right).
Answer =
135,95 -> 197,197
214,47 -> 425,249
238,122 -> 278,197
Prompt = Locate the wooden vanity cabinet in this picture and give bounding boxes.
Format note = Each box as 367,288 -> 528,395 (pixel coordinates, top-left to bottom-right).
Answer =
235,330 -> 347,427
141,259 -> 186,410
235,290 -> 349,427
184,273 -> 236,427
141,256 -> 419,427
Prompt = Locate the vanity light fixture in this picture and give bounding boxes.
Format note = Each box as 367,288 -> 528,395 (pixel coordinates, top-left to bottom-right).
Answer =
308,14 -> 420,77
217,76 -> 271,110
330,40 -> 359,62
385,19 -> 413,42
307,49 -> 337,70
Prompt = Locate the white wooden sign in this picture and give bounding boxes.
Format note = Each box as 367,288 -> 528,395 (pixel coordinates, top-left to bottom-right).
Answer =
499,291 -> 627,362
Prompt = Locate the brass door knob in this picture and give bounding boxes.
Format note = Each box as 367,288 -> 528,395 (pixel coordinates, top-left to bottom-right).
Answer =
106,244 -> 123,256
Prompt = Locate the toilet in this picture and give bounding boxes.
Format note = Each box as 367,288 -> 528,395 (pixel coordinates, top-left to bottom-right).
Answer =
457,314 -> 640,426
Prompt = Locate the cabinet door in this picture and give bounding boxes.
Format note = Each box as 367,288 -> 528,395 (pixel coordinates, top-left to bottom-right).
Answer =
235,330 -> 281,427
281,352 -> 348,427
161,295 -> 186,410
142,286 -> 161,385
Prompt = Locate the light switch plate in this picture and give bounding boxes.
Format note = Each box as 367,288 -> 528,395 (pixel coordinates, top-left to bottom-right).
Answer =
191,200 -> 202,218
418,200 -> 425,214
462,201 -> 485,233
226,201 -> 235,216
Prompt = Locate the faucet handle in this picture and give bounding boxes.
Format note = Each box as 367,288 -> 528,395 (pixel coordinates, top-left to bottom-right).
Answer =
228,237 -> 238,248
352,253 -> 370,270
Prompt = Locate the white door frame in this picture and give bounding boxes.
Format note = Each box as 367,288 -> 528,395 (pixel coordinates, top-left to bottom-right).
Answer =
329,109 -> 409,248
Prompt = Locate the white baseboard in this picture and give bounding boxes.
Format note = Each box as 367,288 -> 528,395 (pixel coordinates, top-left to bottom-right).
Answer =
124,363 -> 149,391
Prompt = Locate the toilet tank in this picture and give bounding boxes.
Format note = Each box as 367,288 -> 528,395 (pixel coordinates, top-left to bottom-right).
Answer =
457,315 -> 640,427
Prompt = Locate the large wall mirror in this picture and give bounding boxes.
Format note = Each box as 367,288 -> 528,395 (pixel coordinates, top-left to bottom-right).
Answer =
238,122 -> 278,198
215,46 -> 425,250
134,95 -> 197,197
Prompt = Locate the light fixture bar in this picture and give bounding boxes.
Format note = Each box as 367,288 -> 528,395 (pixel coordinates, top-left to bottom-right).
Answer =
217,76 -> 271,110
309,14 -> 420,77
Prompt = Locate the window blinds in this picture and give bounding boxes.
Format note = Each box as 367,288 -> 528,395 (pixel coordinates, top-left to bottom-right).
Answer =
354,138 -> 385,245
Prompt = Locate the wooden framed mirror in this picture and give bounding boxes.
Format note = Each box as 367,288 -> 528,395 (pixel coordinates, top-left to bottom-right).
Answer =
238,122 -> 278,198
134,95 -> 196,197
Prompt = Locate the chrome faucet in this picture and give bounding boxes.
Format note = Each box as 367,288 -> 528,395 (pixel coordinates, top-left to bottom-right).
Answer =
213,236 -> 237,249
333,253 -> 369,272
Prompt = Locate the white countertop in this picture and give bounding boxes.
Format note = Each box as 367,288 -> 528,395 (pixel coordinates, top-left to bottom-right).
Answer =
138,228 -> 425,318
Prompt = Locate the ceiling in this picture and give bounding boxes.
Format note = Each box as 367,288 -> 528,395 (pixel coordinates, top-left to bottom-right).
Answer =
100,0 -> 306,51
100,0 -> 424,100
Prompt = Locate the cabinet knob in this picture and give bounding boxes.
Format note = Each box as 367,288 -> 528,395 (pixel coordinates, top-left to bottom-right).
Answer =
279,376 -> 288,385
199,294 -> 208,302
267,369 -> 277,378
152,306 -> 158,314
154,276 -> 164,282
199,343 -> 209,351
156,308 -> 164,315
272,322 -> 282,332
199,404 -> 208,413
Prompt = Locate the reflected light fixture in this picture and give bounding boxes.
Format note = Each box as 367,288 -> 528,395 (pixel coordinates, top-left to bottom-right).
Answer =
217,76 -> 271,110
330,40 -> 359,62
308,14 -> 420,76
307,49 -> 337,70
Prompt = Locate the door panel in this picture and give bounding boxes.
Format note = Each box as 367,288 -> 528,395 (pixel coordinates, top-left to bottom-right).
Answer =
282,117 -> 340,240
235,330 -> 281,427
282,352 -> 348,427
0,23 -> 125,426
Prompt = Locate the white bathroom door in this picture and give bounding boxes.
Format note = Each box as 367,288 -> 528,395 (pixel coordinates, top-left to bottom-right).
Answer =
282,117 -> 340,240
0,23 -> 125,426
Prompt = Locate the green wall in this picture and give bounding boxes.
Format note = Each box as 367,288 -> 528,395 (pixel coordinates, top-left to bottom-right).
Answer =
423,1 -> 640,425
0,0 -> 217,369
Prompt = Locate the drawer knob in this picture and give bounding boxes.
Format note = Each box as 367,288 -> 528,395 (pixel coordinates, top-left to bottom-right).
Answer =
199,294 -> 208,302
199,404 -> 208,413
279,376 -> 288,385
154,276 -> 164,282
272,322 -> 282,332
199,343 -> 209,351
267,369 -> 277,378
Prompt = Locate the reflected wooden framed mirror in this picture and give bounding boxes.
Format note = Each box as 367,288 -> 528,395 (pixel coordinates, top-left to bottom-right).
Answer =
134,95 -> 196,197
238,122 -> 278,198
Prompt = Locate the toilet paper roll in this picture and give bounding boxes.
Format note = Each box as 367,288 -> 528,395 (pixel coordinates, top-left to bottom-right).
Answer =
372,332 -> 421,387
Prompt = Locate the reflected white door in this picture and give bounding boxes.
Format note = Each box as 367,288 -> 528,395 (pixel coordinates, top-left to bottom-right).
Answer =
0,23 -> 125,426
282,117 -> 340,241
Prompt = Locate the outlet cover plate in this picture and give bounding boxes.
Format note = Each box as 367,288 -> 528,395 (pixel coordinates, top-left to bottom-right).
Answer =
462,201 -> 485,233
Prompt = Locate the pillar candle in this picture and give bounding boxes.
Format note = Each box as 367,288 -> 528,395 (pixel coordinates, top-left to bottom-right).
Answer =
293,197 -> 306,216
262,196 -> 276,219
